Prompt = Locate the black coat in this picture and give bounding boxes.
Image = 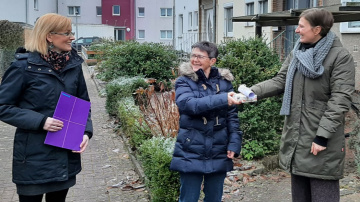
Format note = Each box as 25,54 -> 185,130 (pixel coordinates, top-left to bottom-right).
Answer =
0,48 -> 93,185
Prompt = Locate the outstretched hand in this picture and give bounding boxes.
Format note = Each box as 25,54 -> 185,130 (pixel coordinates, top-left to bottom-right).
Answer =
228,92 -> 242,106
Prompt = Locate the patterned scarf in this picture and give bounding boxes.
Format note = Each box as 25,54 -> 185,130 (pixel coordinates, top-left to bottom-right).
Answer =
41,50 -> 71,71
280,31 -> 335,115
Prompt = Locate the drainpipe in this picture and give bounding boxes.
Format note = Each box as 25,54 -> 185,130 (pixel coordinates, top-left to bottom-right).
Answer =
212,0 -> 216,43
25,0 -> 28,24
173,0 -> 175,47
56,0 -> 59,13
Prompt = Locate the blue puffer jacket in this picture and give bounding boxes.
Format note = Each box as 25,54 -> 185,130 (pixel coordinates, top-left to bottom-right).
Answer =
170,63 -> 242,174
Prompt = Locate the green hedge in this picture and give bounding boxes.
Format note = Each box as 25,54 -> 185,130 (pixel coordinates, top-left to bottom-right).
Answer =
138,137 -> 179,202
117,96 -> 152,149
0,20 -> 24,77
94,40 -> 178,82
105,76 -> 148,116
217,37 -> 284,158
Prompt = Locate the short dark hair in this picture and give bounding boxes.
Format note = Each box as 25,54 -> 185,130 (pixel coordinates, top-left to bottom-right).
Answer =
300,8 -> 334,37
191,41 -> 219,59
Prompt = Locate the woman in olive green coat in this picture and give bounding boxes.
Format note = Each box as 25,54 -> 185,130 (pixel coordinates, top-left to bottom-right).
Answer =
251,8 -> 355,202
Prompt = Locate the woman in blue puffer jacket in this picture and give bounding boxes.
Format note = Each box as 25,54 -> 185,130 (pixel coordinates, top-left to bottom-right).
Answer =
170,41 -> 242,202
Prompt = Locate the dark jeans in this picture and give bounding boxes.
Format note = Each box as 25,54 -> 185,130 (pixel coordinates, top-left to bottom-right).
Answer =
19,189 -> 69,202
291,174 -> 339,202
179,172 -> 226,202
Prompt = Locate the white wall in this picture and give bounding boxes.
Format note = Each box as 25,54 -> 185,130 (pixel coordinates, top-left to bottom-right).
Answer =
71,24 -> 114,40
217,0 -> 273,44
57,0 -> 102,25
174,0 -> 199,52
0,0 -> 57,25
135,0 -> 174,45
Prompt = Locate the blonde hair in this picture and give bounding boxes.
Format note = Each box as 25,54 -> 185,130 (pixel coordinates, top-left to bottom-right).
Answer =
25,13 -> 72,55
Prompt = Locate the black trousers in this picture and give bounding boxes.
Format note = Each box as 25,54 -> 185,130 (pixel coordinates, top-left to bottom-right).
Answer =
18,189 -> 69,202
291,174 -> 340,202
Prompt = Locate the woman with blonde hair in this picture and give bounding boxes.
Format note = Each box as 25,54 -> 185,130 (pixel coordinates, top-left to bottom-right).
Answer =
0,13 -> 93,202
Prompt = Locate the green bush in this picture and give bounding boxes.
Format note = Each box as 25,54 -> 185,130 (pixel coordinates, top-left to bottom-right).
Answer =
241,139 -> 265,160
93,40 -> 178,81
138,137 -> 179,202
105,76 -> 148,116
217,37 -> 284,156
0,20 -> 24,77
117,97 -> 152,149
0,20 -> 24,50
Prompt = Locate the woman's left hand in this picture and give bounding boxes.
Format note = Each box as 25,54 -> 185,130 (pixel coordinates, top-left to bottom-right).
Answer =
310,142 -> 326,155
72,134 -> 89,153
227,151 -> 235,159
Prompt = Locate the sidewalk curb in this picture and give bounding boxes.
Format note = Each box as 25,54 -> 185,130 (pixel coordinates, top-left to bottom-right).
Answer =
118,131 -> 146,183
84,62 -> 147,184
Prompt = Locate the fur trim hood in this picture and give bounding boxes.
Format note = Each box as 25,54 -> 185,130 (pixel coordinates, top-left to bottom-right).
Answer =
178,62 -> 234,82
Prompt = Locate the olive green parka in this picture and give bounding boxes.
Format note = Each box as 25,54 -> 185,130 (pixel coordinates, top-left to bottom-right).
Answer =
251,37 -> 355,180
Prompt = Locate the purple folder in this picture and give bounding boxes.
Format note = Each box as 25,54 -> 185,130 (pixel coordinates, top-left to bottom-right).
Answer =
44,92 -> 91,151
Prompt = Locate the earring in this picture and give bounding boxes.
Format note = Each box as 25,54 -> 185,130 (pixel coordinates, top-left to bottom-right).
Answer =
48,42 -> 54,50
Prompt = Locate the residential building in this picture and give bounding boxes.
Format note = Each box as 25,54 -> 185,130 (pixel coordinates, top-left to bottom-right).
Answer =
0,0 -> 57,26
102,0 -> 135,41
174,0 -> 199,52
58,0 -> 114,40
136,0 -> 174,45
199,0 -> 216,42
335,0 -> 360,89
217,0 -> 273,44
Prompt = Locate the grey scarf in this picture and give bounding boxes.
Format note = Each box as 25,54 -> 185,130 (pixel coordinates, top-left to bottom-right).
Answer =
280,31 -> 335,115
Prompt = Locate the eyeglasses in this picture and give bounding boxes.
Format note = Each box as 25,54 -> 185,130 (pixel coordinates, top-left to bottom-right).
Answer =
51,32 -> 75,37
190,54 -> 210,60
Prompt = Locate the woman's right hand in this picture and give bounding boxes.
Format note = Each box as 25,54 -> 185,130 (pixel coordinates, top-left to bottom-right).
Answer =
228,92 -> 242,106
43,117 -> 64,132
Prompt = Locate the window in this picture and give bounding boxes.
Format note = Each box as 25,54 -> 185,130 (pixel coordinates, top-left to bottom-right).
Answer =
34,0 -> 38,10
354,45 -> 359,52
188,12 -> 193,30
246,3 -> 254,15
160,8 -> 172,17
138,7 -> 145,17
68,6 -> 80,16
259,0 -> 268,14
340,0 -> 360,33
138,30 -> 145,39
194,11 -> 199,30
96,7 -> 102,16
160,30 -> 172,39
179,14 -> 183,35
224,5 -> 233,37
246,2 -> 254,26
113,5 -> 120,16
349,21 -> 360,28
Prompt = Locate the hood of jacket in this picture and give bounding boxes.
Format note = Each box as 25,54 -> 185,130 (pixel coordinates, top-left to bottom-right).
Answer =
178,62 -> 234,82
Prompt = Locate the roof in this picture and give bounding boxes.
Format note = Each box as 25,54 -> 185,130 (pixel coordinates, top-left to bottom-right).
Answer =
232,4 -> 360,26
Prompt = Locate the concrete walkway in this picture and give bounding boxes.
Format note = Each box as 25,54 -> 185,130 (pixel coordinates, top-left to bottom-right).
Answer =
0,65 -> 149,202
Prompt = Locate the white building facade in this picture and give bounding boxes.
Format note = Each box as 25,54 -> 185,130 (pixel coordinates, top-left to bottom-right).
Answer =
174,0 -> 199,52
135,0 -> 174,45
216,0 -> 273,44
57,0 -> 114,40
0,0 -> 57,26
